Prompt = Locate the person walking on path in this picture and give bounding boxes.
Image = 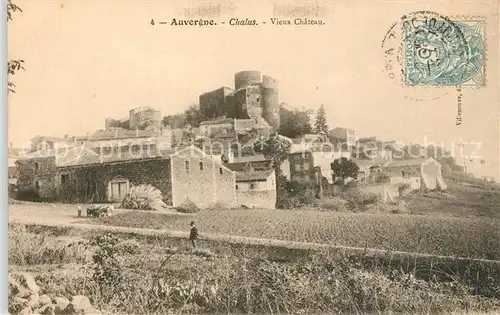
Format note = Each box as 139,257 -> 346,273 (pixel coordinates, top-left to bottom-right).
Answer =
189,221 -> 198,248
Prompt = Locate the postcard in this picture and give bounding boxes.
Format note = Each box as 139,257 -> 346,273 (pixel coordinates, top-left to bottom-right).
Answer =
6,1 -> 500,315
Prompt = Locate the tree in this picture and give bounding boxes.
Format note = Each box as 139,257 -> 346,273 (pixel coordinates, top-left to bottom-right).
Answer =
330,157 -> 359,185
7,0 -> 24,94
162,104 -> 202,129
259,135 -> 291,175
278,104 -> 313,138
313,104 -> 329,134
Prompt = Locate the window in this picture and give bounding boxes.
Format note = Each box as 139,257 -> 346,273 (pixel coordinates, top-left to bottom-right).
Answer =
60,174 -> 69,185
34,162 -> 39,172
256,97 -> 260,102
294,164 -> 301,172
132,144 -> 141,151
271,178 -> 275,186
185,160 -> 190,172
250,183 -> 255,190
120,146 -> 128,153
35,181 -> 40,190
303,163 -> 309,171
219,167 -> 223,175
199,162 -> 204,171
236,184 -> 239,190
304,175 -> 310,181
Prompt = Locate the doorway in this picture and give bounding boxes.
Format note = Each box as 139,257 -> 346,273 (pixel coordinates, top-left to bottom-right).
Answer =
108,179 -> 129,202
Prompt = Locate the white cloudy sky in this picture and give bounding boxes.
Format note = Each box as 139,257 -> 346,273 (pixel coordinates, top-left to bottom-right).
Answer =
8,1 -> 499,178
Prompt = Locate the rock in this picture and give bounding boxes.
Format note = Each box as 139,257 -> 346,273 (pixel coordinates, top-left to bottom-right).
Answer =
11,272 -> 40,295
18,306 -> 32,315
29,293 -> 40,305
38,304 -> 56,315
39,294 -> 52,306
53,296 -> 70,314
8,296 -> 29,314
65,295 -> 101,315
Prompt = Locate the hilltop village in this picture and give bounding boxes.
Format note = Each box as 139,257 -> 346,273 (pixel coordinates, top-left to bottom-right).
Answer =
11,70 -> 459,209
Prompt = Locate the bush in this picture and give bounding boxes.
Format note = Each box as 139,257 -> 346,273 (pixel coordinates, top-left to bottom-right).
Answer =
176,198 -> 200,213
121,184 -> 166,210
15,185 -> 40,202
373,174 -> 390,184
342,189 -> 380,211
277,180 -> 317,209
314,197 -> 349,211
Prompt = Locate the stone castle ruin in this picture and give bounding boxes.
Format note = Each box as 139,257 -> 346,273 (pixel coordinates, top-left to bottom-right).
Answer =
199,71 -> 280,130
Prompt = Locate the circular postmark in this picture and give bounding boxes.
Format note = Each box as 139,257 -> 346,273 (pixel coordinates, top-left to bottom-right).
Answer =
382,11 -> 485,100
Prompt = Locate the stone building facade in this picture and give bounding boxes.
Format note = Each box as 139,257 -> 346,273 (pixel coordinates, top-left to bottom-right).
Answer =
170,146 -> 237,208
57,157 -> 172,204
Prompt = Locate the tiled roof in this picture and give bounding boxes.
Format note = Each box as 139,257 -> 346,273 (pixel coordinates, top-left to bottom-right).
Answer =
88,129 -> 161,140
226,160 -> 272,172
236,169 -> 274,182
351,158 -> 373,170
31,135 -> 69,142
199,118 -> 234,126
384,158 -> 431,167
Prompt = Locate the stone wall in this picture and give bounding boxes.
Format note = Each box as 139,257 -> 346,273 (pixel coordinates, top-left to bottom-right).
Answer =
58,158 -> 172,204
236,189 -> 276,209
171,147 -> 236,208
16,157 -> 58,201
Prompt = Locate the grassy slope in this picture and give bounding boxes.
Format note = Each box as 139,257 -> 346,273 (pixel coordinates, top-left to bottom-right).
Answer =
91,210 -> 500,260
406,181 -> 500,218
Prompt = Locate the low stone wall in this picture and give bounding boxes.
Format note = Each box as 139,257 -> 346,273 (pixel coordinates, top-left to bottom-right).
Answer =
236,189 -> 276,209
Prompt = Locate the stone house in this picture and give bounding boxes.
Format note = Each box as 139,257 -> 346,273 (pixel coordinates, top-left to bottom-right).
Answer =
328,127 -> 356,147
15,144 -> 239,208
371,157 -> 446,190
231,165 -> 276,209
199,118 -> 234,137
170,145 -> 237,208
30,136 -> 72,152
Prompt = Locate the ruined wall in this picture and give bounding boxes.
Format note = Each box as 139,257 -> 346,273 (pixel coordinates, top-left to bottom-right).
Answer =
16,157 -> 58,201
245,85 -> 263,119
199,87 -> 233,119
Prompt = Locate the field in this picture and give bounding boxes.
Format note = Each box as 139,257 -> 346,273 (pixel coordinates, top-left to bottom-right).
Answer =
8,223 -> 500,315
90,209 -> 500,260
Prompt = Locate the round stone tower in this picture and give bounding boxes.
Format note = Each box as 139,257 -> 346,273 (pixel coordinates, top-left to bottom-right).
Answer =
261,75 -> 280,130
234,71 -> 262,90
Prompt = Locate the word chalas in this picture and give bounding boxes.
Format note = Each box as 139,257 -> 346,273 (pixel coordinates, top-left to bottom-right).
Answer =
229,18 -> 257,26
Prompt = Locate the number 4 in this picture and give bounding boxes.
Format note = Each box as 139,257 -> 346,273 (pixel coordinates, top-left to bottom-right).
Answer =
151,19 -> 155,25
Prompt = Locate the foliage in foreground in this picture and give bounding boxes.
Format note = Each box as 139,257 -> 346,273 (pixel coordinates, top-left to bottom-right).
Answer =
121,184 -> 166,211
9,225 -> 500,315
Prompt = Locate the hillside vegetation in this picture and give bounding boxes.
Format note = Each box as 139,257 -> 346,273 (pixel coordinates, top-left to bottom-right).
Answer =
9,223 -> 500,315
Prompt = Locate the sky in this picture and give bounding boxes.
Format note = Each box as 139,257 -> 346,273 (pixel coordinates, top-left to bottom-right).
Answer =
7,0 -> 499,179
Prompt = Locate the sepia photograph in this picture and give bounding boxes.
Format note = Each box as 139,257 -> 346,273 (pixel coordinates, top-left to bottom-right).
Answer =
5,1 -> 500,314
